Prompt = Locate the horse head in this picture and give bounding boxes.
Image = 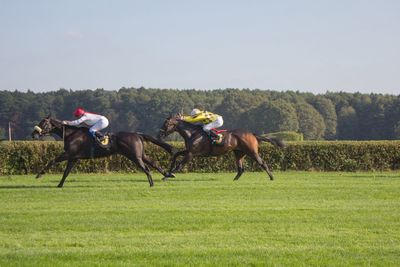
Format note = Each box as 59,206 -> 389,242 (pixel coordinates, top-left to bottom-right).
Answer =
31,115 -> 61,139
158,113 -> 181,140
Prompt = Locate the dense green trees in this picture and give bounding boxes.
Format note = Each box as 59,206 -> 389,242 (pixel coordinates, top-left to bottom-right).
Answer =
0,88 -> 399,140
244,100 -> 299,134
295,102 -> 326,140
309,97 -> 337,140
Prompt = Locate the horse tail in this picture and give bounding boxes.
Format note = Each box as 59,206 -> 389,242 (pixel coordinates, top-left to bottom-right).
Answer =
255,135 -> 285,148
139,134 -> 173,154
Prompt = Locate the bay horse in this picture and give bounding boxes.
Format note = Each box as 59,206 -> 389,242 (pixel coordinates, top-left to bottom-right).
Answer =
158,114 -> 285,181
31,115 -> 174,187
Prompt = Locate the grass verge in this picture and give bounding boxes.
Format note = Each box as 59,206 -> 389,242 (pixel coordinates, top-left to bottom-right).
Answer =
0,171 -> 399,266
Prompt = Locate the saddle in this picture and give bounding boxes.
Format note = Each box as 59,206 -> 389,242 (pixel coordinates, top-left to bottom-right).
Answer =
210,128 -> 227,145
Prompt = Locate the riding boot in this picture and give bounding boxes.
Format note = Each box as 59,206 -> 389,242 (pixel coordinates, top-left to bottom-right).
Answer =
209,130 -> 218,138
95,131 -> 105,142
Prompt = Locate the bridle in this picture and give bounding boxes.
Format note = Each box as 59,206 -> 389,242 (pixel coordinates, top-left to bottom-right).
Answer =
33,119 -> 65,141
159,117 -> 179,137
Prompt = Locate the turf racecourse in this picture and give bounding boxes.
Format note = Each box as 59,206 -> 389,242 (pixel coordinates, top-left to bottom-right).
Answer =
1,172 -> 399,266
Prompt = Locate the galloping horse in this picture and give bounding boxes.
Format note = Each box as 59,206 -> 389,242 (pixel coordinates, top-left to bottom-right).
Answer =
32,115 -> 173,187
158,114 -> 285,181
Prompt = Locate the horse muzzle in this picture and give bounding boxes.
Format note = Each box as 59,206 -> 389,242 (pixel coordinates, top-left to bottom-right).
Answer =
31,126 -> 43,139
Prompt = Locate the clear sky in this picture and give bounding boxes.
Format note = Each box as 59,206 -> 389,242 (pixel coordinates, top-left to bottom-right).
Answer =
0,0 -> 399,94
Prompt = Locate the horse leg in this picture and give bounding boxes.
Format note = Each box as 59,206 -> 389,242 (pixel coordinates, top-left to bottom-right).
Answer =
142,154 -> 174,178
173,151 -> 193,172
36,152 -> 68,179
250,152 -> 274,181
169,150 -> 186,172
137,157 -> 154,187
127,155 -> 154,187
57,159 -> 78,188
163,150 -> 186,180
233,150 -> 246,181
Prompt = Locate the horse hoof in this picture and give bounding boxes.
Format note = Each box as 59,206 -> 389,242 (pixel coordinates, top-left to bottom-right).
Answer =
162,176 -> 169,181
57,184 -> 63,188
36,174 -> 42,179
163,172 -> 175,179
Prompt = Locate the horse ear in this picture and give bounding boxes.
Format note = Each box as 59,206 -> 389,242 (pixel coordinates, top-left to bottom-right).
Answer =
46,114 -> 51,119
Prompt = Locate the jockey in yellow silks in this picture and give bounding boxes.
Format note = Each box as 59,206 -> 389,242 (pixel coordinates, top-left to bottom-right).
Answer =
181,108 -> 224,143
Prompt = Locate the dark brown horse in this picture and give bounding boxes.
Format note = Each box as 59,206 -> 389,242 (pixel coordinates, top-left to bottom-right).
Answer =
32,115 -> 174,187
158,114 -> 284,181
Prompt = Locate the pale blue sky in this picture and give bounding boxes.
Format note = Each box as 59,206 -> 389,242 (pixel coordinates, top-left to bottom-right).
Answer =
0,0 -> 399,94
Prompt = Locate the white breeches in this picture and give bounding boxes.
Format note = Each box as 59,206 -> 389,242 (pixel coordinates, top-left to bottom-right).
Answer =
203,116 -> 223,132
89,118 -> 109,135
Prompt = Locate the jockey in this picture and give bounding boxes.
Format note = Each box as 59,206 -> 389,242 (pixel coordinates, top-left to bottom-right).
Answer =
181,108 -> 224,143
62,107 -> 109,140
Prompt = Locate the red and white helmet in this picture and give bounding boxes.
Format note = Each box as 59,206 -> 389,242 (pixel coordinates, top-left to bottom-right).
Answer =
73,107 -> 85,117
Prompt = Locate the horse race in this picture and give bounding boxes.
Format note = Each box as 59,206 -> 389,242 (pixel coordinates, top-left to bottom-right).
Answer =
1,2 -> 399,266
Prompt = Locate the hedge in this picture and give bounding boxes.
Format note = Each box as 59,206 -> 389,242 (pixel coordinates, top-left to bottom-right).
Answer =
265,131 -> 304,141
1,140 -> 400,175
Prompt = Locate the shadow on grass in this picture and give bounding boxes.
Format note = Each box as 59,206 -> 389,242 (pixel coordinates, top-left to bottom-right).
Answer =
159,177 -> 219,182
68,177 -> 218,185
0,185 -> 56,189
68,179 -> 151,184
0,176 -> 220,190
0,184 -> 107,189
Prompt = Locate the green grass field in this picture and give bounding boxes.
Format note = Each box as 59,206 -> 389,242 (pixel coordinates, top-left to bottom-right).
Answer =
1,171 -> 399,266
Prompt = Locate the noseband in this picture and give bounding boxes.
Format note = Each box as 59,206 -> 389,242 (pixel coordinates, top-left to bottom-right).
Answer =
34,121 -> 65,141
34,125 -> 43,134
33,120 -> 54,136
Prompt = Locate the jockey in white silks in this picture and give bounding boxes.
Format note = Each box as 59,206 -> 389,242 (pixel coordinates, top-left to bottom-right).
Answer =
62,107 -> 109,139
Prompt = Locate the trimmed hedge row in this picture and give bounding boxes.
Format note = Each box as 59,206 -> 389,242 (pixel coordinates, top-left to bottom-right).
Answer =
1,140 -> 400,175
266,131 -> 304,141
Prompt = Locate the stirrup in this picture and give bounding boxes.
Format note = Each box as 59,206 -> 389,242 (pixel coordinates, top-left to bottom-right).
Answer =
95,133 -> 111,148
99,135 -> 109,146
209,130 -> 218,137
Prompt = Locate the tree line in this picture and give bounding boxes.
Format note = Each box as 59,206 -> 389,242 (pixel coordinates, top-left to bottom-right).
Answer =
0,87 -> 399,140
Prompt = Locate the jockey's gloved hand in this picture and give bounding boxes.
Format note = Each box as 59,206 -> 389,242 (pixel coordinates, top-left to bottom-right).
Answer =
62,121 -> 68,125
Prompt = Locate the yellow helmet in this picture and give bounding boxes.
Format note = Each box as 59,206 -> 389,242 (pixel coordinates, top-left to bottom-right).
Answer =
190,108 -> 201,116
